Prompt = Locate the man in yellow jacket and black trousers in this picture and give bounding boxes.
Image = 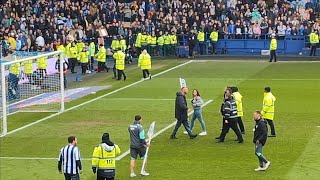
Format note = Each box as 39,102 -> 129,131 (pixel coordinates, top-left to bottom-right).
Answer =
269,33 -> 277,62
95,44 -> 109,73
92,132 -> 121,180
68,41 -> 79,73
197,29 -> 205,55
231,87 -> 245,134
79,46 -> 89,75
210,28 -> 218,54
261,87 -> 277,137
309,29 -> 319,56
138,49 -> 152,79
113,48 -> 126,81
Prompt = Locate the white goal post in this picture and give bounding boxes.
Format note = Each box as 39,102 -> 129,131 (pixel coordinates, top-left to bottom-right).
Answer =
0,50 -> 65,136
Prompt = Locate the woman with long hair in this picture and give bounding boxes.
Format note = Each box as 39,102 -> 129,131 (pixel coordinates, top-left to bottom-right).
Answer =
184,89 -> 207,136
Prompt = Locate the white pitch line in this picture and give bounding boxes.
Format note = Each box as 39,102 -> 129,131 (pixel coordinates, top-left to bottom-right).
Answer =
0,60 -> 193,137
187,78 -> 320,81
105,98 -> 200,101
115,99 -> 214,161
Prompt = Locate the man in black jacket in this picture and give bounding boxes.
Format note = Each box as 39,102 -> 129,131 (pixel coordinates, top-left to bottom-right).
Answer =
217,88 -> 243,143
253,111 -> 271,171
188,31 -> 197,58
170,87 -> 197,139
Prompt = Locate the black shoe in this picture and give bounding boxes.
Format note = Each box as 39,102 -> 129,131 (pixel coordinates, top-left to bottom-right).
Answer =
106,68 -> 110,72
170,135 -> 178,139
241,132 -> 245,134
269,60 -> 272,62
190,134 -> 197,139
124,76 -> 127,81
215,137 -> 220,140
268,135 -> 276,137
238,140 -> 244,144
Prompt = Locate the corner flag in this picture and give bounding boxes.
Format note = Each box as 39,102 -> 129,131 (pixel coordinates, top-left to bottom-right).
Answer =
140,121 -> 155,176
179,78 -> 187,88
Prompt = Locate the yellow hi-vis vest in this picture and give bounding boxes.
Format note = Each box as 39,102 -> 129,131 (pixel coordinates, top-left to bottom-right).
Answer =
270,39 -> 277,50
157,36 -> 164,46
79,51 -> 89,63
232,92 -> 243,117
76,42 -> 85,53
96,47 -> 106,62
68,46 -> 78,58
90,42 -> 96,56
92,144 -> 121,170
135,33 -> 142,48
120,39 -> 127,51
113,50 -> 125,70
170,35 -> 177,45
23,60 -> 33,74
164,35 -> 171,45
310,33 -> 319,44
10,63 -> 20,75
138,53 -> 151,70
57,45 -> 66,58
37,57 -> 47,69
140,35 -> 148,45
210,31 -> 218,41
197,31 -> 205,42
111,40 -> 120,51
261,92 -> 276,120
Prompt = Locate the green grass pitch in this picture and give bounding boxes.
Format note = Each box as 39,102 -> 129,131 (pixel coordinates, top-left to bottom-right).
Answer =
1,60 -> 320,180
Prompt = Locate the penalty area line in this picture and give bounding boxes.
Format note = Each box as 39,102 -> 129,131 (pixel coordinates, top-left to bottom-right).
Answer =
1,60 -> 193,138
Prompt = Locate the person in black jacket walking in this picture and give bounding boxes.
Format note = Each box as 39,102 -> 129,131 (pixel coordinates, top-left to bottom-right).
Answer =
253,111 -> 271,171
217,88 -> 243,143
170,87 -> 197,139
188,31 -> 197,58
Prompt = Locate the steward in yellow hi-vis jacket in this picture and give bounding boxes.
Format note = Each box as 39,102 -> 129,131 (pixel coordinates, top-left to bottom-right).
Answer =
269,33 -> 277,62
68,41 -> 79,73
170,31 -> 177,55
197,29 -> 205,55
261,87 -> 277,137
231,87 -> 245,134
37,56 -> 47,77
22,60 -> 34,82
209,28 -> 218,54
95,44 -> 109,72
309,30 -> 319,56
92,133 -> 121,180
79,47 -> 89,75
113,48 -> 126,81
138,49 -> 152,79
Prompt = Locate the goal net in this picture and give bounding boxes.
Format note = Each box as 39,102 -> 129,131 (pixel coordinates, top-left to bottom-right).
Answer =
0,51 -> 65,136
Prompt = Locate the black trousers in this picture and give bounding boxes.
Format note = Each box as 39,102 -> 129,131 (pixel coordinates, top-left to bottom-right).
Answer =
81,63 -> 88,74
189,44 -> 195,57
39,68 -> 47,78
237,117 -> 245,133
310,45 -> 317,56
97,177 -> 114,180
96,169 -> 115,180
113,64 -> 117,78
199,43 -> 205,55
142,69 -> 150,78
219,118 -> 243,142
266,119 -> 276,135
117,69 -> 126,80
64,173 -> 79,180
211,41 -> 216,54
98,62 -> 108,72
69,58 -> 77,73
269,50 -> 277,62
89,57 -> 95,70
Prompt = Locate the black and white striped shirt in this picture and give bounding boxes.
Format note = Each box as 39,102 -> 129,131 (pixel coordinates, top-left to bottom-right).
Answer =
58,144 -> 82,174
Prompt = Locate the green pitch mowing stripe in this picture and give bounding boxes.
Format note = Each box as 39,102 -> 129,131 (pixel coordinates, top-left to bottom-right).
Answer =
0,60 -> 193,137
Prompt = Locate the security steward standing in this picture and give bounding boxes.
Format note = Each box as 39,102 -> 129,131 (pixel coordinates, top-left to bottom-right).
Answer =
138,49 -> 152,79
68,41 -> 78,73
95,44 -> 109,72
92,132 -> 121,180
188,30 -> 197,58
232,86 -> 245,134
309,29 -> 319,56
261,87 -> 277,137
113,48 -> 126,81
209,28 -> 218,54
79,46 -> 89,75
217,88 -> 244,143
253,111 -> 271,171
269,33 -> 277,62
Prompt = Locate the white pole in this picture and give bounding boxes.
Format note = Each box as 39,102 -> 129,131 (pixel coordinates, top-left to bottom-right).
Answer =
1,63 -> 7,135
59,53 -> 65,112
140,136 -> 153,175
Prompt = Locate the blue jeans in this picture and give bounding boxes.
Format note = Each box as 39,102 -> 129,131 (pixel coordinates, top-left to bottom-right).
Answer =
190,109 -> 206,132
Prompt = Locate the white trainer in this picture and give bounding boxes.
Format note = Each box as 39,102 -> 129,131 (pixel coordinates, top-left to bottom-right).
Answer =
199,131 -> 207,136
254,167 -> 265,171
263,161 -> 271,170
130,173 -> 137,177
183,131 -> 188,134
141,171 -> 150,176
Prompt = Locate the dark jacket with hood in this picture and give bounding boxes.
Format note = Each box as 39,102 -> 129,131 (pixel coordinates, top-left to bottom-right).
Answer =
175,91 -> 188,120
253,118 -> 268,146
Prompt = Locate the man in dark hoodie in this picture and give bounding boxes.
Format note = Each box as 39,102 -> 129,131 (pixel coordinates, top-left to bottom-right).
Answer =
92,133 -> 121,180
170,87 -> 197,139
253,111 -> 271,171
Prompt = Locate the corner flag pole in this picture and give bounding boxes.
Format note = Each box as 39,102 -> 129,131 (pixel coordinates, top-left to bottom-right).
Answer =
140,121 -> 155,175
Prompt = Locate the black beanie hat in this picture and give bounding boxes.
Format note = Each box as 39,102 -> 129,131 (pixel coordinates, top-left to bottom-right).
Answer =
101,133 -> 114,146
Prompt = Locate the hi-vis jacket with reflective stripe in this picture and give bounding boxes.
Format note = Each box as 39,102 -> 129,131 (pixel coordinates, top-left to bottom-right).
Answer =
261,92 -> 276,120
92,143 -> 121,169
232,92 -> 243,117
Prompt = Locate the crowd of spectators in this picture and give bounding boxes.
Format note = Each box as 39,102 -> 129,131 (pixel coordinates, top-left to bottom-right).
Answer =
0,0 -> 319,55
